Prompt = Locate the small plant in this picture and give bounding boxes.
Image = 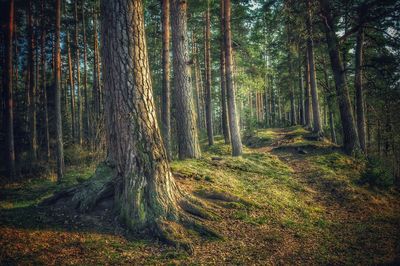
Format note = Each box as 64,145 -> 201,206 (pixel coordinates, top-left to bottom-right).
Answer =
360,156 -> 394,188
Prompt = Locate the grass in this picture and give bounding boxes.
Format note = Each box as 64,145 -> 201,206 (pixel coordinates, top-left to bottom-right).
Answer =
1,128 -> 399,265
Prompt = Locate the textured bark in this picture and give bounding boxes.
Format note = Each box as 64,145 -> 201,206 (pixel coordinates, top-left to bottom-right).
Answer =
304,52 -> 312,129
67,32 -> 76,141
82,7 -> 90,141
75,0 -> 83,145
192,36 -> 202,132
320,0 -> 359,155
27,0 -> 38,160
161,0 -> 171,159
100,0 -> 179,234
55,0 -> 64,181
220,0 -> 230,143
355,26 -> 366,153
5,0 -> 15,178
306,0 -> 323,135
93,11 -> 100,118
41,0 -> 50,160
204,2 -> 214,146
224,0 -> 243,156
171,0 -> 201,159
298,52 -> 305,125
287,28 -> 296,126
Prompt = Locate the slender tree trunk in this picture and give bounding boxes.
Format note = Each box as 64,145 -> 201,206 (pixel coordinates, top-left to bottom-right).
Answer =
304,52 -> 312,129
219,0 -> 230,143
355,26 -> 366,154
320,0 -> 359,155
171,0 -> 201,159
5,0 -> 16,178
287,32 -> 296,126
161,0 -> 171,159
306,0 -> 323,135
67,32 -> 76,142
28,0 -> 38,161
224,0 -> 242,156
204,2 -> 214,146
41,0 -> 50,160
94,11 -> 102,114
192,36 -> 202,131
82,7 -> 90,142
55,0 -> 64,181
298,52 -> 305,125
75,0 -> 83,145
328,99 -> 337,144
93,10 -> 100,118
100,0 -> 180,234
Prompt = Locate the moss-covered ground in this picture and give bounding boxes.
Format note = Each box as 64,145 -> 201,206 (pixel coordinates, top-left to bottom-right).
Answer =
1,127 -> 399,265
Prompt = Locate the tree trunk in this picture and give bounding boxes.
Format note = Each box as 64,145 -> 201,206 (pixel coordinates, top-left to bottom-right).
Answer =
304,52 -> 312,129
224,0 -> 242,156
287,30 -> 296,126
75,0 -> 83,145
27,0 -> 38,161
82,7 -> 90,142
355,26 -> 366,154
161,0 -> 171,159
5,0 -> 16,178
306,0 -> 323,136
171,0 -> 201,159
55,0 -> 64,181
320,0 -> 359,155
100,0 -> 181,230
298,52 -> 305,125
93,10 -> 100,118
67,32 -> 76,142
192,36 -> 202,131
205,2 -> 214,146
219,0 -> 230,143
41,0 -> 50,160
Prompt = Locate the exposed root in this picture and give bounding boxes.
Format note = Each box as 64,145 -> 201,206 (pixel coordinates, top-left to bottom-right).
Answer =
41,162 -> 116,211
179,196 -> 218,220
41,162 -> 221,253
156,220 -> 194,254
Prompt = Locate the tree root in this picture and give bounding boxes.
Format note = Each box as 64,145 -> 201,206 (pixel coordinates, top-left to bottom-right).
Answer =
41,162 -> 222,253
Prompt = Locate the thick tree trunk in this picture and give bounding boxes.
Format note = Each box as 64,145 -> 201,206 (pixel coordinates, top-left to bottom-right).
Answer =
306,0 -> 323,136
171,0 -> 201,159
355,26 -> 366,154
224,0 -> 242,156
5,0 -> 16,178
320,0 -> 360,155
41,0 -> 50,160
220,0 -> 230,143
55,0 -> 64,181
98,0 -> 208,244
27,0 -> 38,161
75,0 -> 83,145
205,2 -> 214,146
67,32 -> 76,141
161,0 -> 171,159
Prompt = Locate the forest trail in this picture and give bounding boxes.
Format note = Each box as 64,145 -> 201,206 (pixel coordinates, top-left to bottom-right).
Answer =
1,127 -> 400,265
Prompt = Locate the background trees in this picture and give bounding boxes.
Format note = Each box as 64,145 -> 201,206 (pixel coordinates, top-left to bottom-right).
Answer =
0,0 -> 399,183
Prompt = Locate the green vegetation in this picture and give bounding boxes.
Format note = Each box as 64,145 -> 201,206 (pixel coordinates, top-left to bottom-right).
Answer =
1,128 -> 399,264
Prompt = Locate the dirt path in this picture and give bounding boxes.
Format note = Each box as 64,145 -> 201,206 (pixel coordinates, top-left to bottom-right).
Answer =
259,128 -> 400,264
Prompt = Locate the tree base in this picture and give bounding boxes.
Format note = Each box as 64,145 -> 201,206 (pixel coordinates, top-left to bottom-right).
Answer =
42,162 -> 221,253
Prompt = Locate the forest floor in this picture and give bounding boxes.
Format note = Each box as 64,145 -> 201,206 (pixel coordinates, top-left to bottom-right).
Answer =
1,127 -> 399,265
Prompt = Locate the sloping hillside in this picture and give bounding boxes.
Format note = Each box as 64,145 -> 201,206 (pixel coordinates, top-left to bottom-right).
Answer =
1,127 -> 399,265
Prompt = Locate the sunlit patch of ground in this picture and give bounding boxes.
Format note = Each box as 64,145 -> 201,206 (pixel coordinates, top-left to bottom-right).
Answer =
1,127 -> 399,265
